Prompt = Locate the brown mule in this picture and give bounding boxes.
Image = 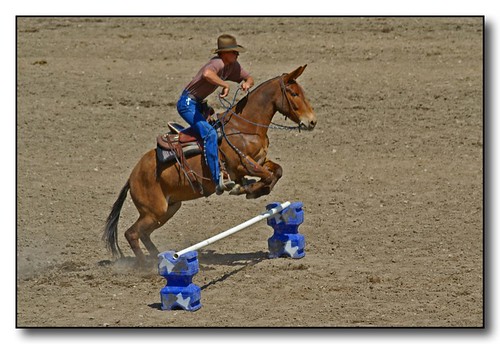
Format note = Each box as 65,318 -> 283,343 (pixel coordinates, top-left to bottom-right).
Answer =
103,65 -> 317,266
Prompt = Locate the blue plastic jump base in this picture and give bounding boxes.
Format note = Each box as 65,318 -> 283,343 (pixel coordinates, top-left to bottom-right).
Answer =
158,251 -> 201,311
266,201 -> 306,259
157,201 -> 306,311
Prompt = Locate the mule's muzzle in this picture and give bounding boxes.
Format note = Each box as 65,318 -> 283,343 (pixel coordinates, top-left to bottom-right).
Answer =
299,119 -> 317,131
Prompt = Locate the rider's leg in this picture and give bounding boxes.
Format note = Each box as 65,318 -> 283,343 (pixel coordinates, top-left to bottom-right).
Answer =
177,94 -> 233,191
194,120 -> 219,184
177,92 -> 198,125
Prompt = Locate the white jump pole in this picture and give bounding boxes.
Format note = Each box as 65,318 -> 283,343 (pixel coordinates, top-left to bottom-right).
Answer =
167,201 -> 291,260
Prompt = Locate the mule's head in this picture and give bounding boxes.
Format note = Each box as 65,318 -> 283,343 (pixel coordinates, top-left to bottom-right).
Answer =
278,65 -> 317,131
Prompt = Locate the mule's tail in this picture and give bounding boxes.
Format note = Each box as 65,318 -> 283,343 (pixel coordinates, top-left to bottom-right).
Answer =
103,180 -> 130,258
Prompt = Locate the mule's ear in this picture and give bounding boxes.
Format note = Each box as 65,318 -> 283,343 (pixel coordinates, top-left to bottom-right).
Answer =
284,65 -> 307,84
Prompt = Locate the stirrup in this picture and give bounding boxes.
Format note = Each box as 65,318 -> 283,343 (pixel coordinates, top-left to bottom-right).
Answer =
216,172 -> 236,195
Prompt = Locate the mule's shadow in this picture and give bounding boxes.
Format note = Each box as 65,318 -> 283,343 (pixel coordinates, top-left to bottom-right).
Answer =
197,249 -> 267,267
197,250 -> 268,290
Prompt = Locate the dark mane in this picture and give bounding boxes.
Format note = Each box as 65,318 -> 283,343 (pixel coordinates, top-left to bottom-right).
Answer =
233,75 -> 282,113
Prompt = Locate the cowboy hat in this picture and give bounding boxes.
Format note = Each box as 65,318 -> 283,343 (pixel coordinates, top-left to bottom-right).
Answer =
212,34 -> 246,54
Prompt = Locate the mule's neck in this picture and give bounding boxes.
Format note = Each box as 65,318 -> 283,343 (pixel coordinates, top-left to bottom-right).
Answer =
224,78 -> 282,135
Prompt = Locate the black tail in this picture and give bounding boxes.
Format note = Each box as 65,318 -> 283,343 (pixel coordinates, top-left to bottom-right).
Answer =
103,181 -> 130,258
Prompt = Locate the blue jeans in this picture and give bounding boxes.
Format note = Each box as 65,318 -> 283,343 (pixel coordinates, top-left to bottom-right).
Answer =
177,90 -> 220,184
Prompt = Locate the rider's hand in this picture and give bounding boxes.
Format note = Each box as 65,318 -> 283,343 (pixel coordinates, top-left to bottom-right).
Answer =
220,85 -> 230,98
240,81 -> 252,92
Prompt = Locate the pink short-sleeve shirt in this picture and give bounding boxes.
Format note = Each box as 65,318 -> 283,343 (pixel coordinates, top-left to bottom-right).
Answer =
184,57 -> 250,100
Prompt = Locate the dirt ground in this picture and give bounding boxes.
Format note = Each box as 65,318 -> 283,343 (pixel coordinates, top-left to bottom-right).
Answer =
16,17 -> 483,327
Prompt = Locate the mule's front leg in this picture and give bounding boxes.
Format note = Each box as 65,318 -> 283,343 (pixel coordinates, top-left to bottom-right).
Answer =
231,158 -> 283,199
261,159 -> 283,190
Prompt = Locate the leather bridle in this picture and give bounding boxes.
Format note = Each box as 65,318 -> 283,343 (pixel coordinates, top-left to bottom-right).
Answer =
279,76 -> 301,125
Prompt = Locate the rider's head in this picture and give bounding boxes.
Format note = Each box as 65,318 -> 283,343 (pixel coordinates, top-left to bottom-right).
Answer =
212,34 -> 245,65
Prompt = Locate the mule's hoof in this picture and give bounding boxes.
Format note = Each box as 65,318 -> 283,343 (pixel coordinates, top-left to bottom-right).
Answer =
229,185 -> 244,196
245,187 -> 271,199
241,176 -> 259,186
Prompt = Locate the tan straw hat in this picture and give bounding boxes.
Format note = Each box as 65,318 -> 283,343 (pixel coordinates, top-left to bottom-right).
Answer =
212,34 -> 246,54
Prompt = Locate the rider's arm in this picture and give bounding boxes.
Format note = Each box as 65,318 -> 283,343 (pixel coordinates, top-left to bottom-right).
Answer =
202,69 -> 230,98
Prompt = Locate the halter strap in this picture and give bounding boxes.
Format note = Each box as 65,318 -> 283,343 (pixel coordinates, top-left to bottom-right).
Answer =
279,76 -> 300,122
217,77 -> 302,131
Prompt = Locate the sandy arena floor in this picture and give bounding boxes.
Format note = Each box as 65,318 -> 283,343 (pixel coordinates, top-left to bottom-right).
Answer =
16,17 -> 483,327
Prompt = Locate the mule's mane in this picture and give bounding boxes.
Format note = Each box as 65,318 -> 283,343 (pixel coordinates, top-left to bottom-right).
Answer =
233,74 -> 284,110
248,74 -> 283,95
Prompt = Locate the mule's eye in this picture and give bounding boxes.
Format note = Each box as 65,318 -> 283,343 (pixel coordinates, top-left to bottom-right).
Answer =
290,91 -> 298,97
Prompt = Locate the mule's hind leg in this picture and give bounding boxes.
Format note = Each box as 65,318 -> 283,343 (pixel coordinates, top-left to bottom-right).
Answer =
124,216 -> 158,266
140,201 -> 182,257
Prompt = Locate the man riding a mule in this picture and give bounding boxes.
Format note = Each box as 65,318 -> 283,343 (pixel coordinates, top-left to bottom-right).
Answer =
104,32 -> 316,265
177,34 -> 255,194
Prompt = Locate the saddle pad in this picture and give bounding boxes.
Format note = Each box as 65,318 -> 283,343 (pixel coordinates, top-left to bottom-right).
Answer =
156,144 -> 202,164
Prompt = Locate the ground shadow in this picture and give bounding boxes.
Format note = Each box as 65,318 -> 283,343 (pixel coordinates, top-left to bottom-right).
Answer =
148,302 -> 162,310
197,249 -> 268,267
197,250 -> 268,291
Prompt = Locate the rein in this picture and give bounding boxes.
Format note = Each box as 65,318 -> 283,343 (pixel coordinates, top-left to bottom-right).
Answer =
217,76 -> 303,132
214,75 -> 304,173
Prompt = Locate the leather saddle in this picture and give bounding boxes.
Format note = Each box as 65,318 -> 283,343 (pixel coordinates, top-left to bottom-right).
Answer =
156,121 -> 228,195
156,122 -> 203,164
